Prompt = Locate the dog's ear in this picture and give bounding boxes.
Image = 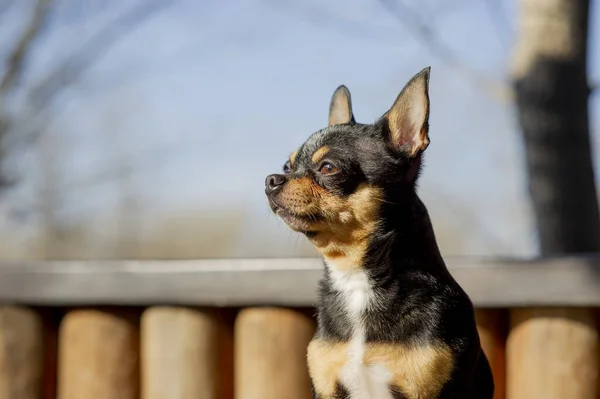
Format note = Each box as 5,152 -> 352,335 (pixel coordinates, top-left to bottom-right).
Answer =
382,67 -> 431,157
329,85 -> 356,126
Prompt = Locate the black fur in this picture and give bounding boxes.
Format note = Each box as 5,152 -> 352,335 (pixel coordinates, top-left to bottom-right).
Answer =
266,68 -> 494,399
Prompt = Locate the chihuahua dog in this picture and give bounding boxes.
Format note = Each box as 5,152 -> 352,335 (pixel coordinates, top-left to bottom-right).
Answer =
265,67 -> 494,399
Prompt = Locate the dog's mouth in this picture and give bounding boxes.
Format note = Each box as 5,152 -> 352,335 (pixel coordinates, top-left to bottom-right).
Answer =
276,209 -> 323,233
269,199 -> 323,234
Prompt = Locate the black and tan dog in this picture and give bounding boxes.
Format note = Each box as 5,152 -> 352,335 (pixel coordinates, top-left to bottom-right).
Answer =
264,67 -> 494,399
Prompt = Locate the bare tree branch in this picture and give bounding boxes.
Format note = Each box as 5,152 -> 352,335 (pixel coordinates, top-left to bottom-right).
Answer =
1,0 -> 173,193
263,0 -> 409,45
0,0 -> 52,99
29,0 -> 173,111
4,0 -> 173,153
6,138 -> 188,220
483,0 -> 513,49
0,0 -> 52,188
378,0 -> 513,102
267,0 -> 513,103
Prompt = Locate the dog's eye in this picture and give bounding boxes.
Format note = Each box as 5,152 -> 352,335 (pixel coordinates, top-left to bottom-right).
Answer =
319,162 -> 339,175
283,161 -> 291,174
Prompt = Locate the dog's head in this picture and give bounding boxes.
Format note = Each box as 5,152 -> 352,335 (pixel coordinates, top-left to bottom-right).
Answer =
265,67 -> 431,266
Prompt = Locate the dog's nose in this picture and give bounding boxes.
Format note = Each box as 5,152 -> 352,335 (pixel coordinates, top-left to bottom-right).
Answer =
265,173 -> 286,193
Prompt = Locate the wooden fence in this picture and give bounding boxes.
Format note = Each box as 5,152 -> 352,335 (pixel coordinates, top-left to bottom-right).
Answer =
0,256 -> 599,399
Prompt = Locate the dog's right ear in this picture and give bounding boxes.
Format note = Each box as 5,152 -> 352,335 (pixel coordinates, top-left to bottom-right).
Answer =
328,85 -> 355,126
382,67 -> 431,157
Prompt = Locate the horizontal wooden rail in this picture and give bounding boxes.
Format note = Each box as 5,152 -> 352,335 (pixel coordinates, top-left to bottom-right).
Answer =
1,256 -> 600,399
1,255 -> 600,306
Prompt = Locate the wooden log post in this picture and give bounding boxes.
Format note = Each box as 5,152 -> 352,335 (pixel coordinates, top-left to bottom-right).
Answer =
57,309 -> 139,399
507,308 -> 598,399
235,307 -> 315,399
141,306 -> 222,399
475,309 -> 507,399
0,306 -> 44,399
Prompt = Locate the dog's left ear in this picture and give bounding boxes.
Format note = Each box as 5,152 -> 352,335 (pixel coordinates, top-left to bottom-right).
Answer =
382,67 -> 431,157
329,85 -> 356,126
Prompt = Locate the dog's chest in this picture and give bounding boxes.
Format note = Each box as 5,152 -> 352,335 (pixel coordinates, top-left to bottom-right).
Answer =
329,267 -> 394,399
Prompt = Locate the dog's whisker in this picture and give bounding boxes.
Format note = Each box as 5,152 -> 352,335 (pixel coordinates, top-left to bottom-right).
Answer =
371,196 -> 400,206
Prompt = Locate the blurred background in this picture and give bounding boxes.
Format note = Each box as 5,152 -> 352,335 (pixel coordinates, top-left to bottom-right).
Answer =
1,2 -> 598,399
0,0 -> 598,261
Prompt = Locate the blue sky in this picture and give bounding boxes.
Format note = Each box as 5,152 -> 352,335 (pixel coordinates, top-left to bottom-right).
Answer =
1,0 -> 599,257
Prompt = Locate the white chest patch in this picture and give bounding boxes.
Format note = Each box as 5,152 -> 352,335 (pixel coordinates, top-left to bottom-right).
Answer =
328,265 -> 393,399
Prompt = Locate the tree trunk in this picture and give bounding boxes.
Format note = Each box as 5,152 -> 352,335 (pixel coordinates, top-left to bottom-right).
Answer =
512,0 -> 598,254
508,1 -> 599,398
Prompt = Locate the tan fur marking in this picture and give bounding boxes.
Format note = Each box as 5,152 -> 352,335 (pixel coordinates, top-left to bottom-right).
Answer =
289,150 -> 299,166
311,146 -> 330,164
275,179 -> 382,268
307,339 -> 454,399
307,340 -> 348,398
365,342 -> 454,398
313,184 -> 382,271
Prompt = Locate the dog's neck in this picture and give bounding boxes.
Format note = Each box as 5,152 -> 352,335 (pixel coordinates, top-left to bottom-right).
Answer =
373,191 -> 446,272
317,189 -> 447,278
